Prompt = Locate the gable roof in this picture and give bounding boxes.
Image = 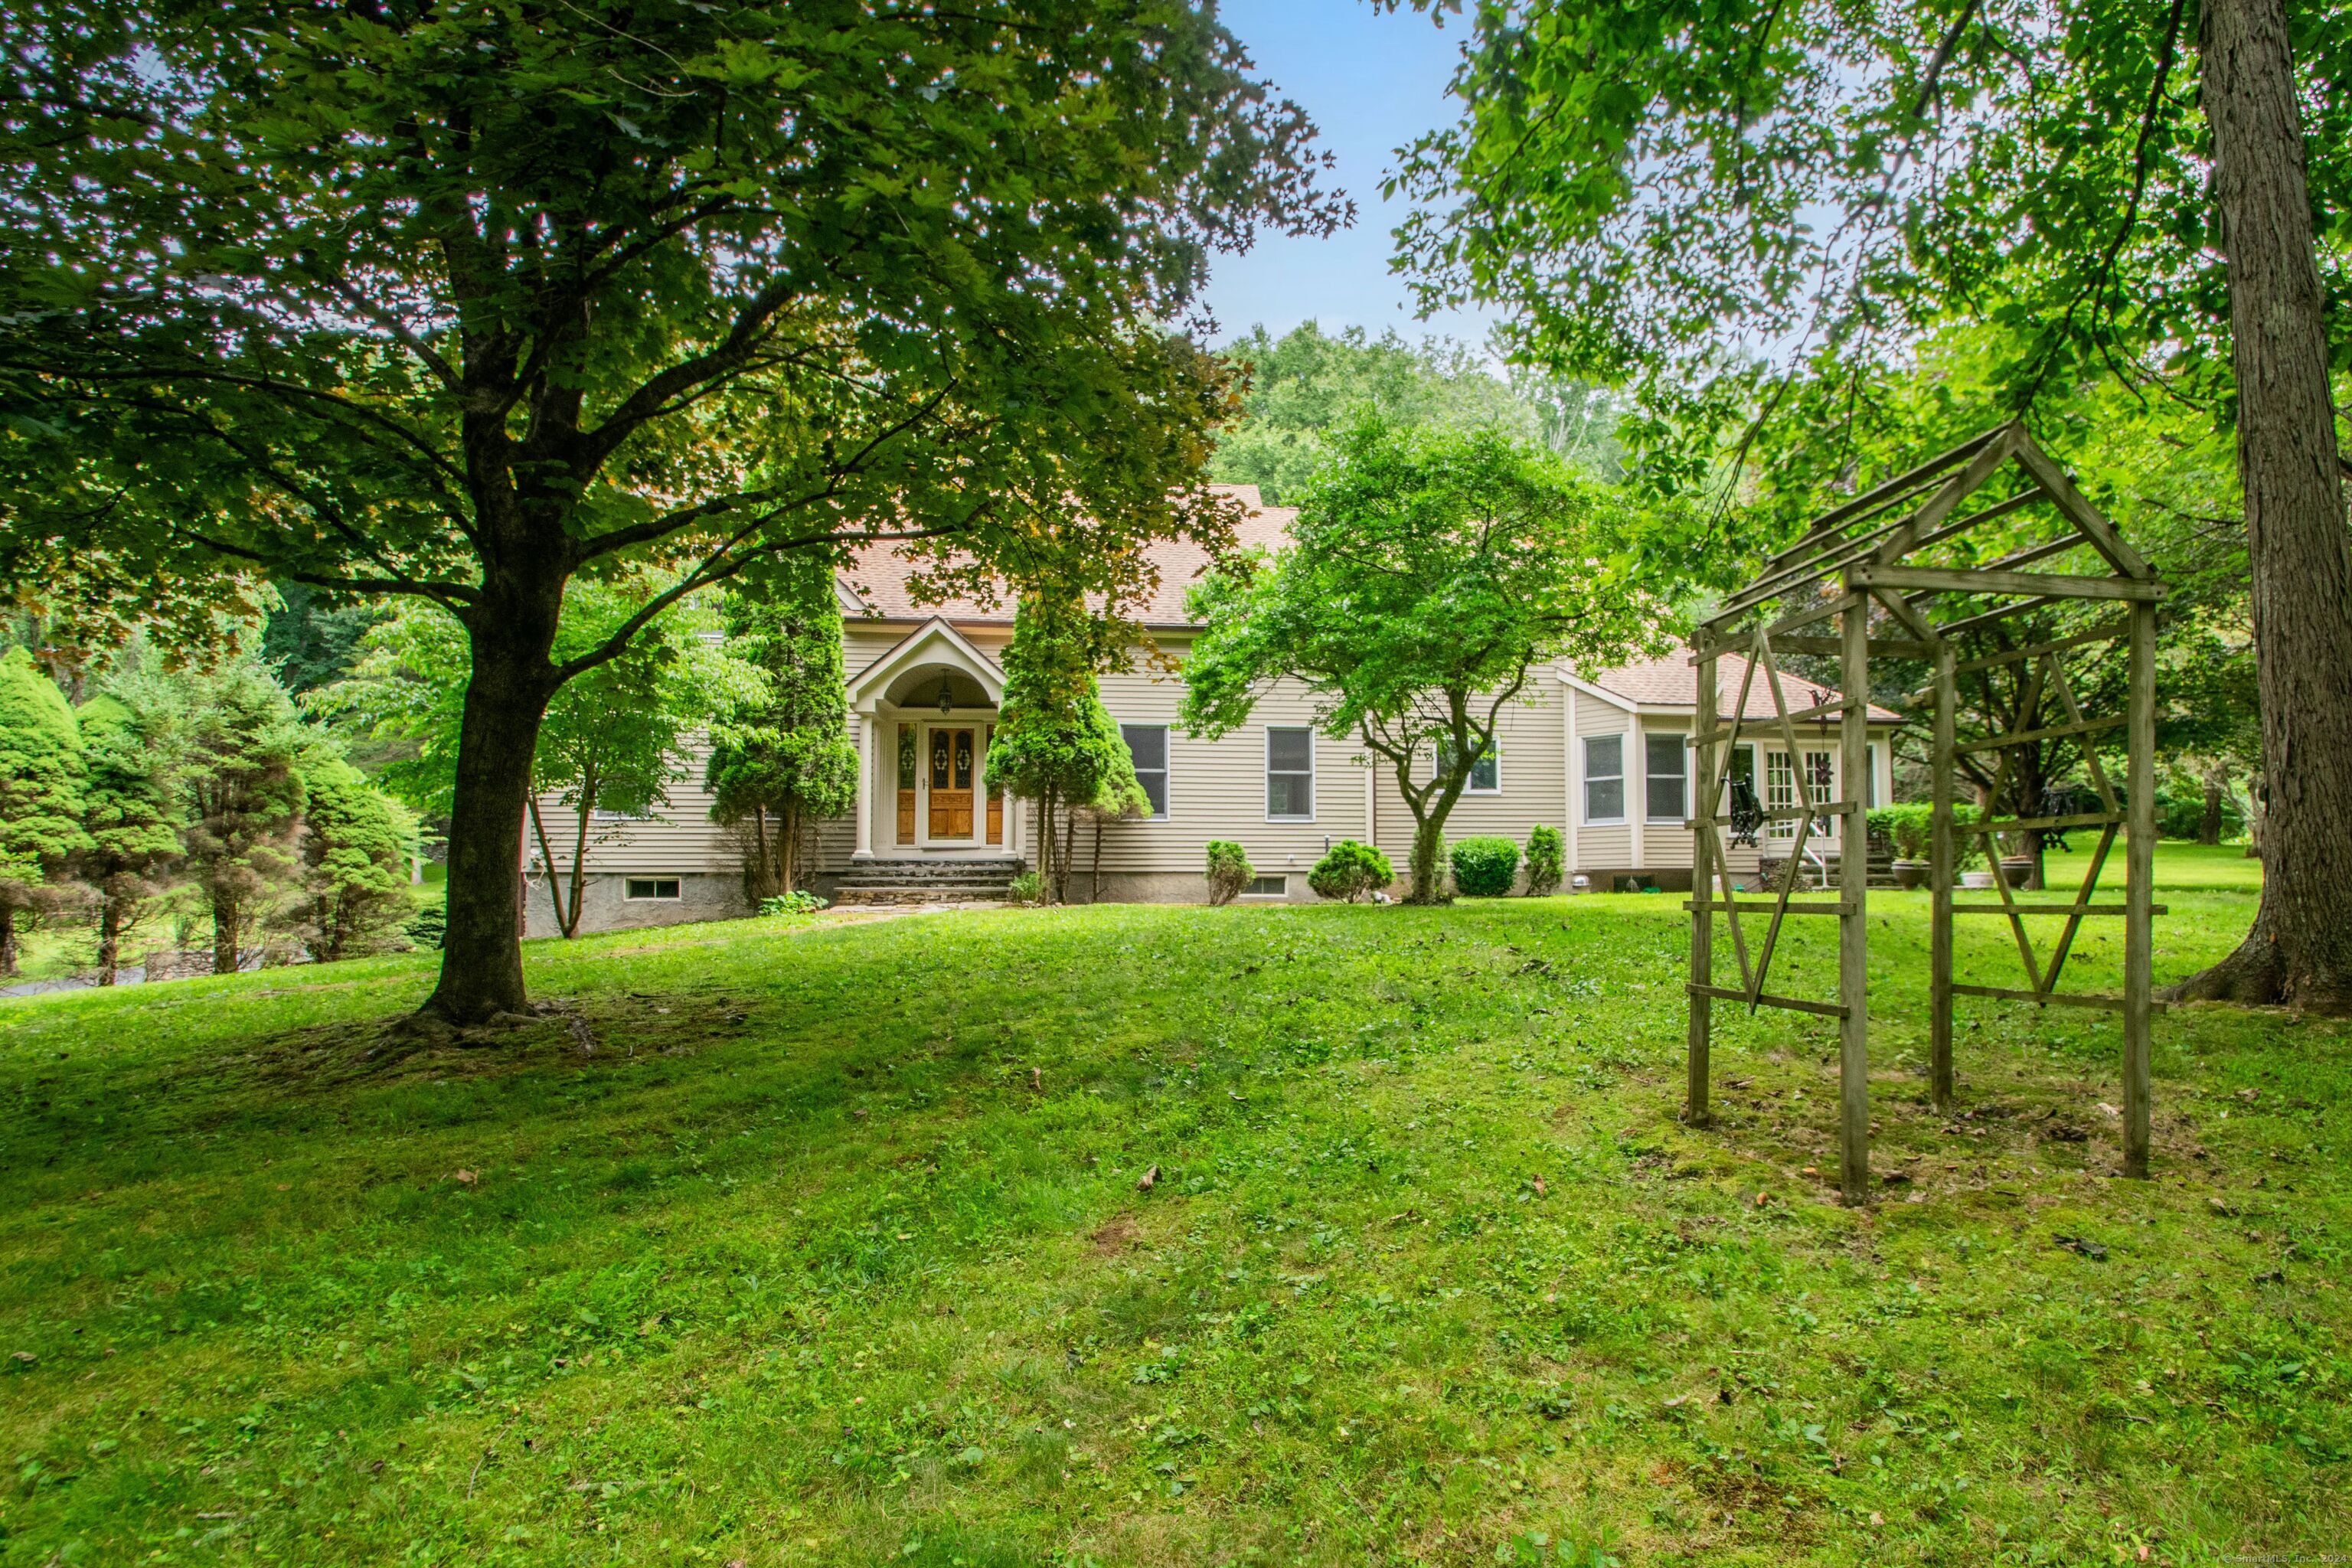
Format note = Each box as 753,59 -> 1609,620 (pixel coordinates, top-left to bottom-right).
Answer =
838,484 -> 1296,627
1573,643 -> 1903,724
844,616 -> 1008,710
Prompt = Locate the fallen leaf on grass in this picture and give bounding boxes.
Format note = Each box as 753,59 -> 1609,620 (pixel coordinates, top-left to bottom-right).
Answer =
452,1169 -> 479,1186
1531,1174 -> 1547,1197
2053,1233 -> 2107,1261
1135,1165 -> 1159,1193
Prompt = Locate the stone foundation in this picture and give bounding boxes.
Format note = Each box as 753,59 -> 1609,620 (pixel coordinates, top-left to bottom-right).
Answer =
522,872 -> 752,939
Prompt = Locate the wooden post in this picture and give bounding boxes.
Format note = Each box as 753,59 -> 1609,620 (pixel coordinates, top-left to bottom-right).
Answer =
1838,576 -> 1872,1204
2122,599 -> 2157,1178
1930,638 -> 1957,1112
1687,649 -> 1717,1127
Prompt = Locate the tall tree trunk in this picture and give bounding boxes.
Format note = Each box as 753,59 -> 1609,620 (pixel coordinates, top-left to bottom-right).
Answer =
2177,0 -> 2352,1011
96,894 -> 120,986
211,892 -> 238,975
0,906 -> 16,979
1058,799 -> 1078,905
780,798 -> 802,893
1092,812 -> 1105,903
564,779 -> 593,938
527,796 -> 571,938
2200,767 -> 2226,846
420,590 -> 561,1026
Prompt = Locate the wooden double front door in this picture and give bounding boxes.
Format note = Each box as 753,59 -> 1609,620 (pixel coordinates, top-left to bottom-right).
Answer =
928,726 -> 977,838
895,723 -> 1004,846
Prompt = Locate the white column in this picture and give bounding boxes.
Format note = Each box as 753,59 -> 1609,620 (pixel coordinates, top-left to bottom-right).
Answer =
1564,683 -> 1579,878
852,712 -> 874,858
1628,707 -> 1644,870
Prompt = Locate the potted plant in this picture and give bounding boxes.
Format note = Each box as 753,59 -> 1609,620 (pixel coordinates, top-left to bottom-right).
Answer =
1997,830 -> 2037,891
1873,805 -> 1932,890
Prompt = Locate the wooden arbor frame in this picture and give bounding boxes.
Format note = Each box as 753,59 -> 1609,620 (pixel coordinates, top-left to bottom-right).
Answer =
1684,421 -> 2167,1204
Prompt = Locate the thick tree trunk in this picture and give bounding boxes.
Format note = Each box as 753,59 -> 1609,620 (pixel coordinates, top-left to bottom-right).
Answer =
211,893 -> 238,975
2200,769 -> 2225,846
1406,815 -> 1446,903
780,799 -> 802,893
420,596 -> 561,1027
2177,0 -> 2352,1011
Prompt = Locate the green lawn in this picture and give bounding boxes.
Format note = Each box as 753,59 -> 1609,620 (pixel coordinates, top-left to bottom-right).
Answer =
0,845 -> 2341,1566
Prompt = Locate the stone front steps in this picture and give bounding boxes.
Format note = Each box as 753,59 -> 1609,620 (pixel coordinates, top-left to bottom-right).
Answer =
831,856 -> 1027,906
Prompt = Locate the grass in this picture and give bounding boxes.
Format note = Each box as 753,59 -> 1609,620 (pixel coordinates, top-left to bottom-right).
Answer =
0,843 -> 2341,1566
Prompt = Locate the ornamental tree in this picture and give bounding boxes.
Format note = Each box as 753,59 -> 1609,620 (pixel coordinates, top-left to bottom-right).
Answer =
72,693 -> 182,985
1384,0 -> 2352,1009
985,592 -> 1134,904
0,646 -> 90,975
1181,418 -> 1663,903
300,757 -> 420,963
705,557 -> 858,902
123,660 -> 313,974
0,0 -> 1338,1027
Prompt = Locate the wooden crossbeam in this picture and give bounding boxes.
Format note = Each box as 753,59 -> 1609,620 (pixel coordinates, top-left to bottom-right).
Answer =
1950,982 -> 2165,1014
1954,619 -> 2129,674
1934,595 -> 2055,639
1687,982 -> 1851,1020
1762,426 -> 2009,564
1967,809 -> 2125,834
1953,713 -> 2124,753
1854,565 -> 2164,602
1900,486 -> 2047,559
1702,633 -> 1934,661
1949,903 -> 2167,916
1685,900 -> 1853,916
2009,437 -> 2156,580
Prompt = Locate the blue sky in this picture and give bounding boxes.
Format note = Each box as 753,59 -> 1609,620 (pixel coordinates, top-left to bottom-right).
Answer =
1195,0 -> 1500,353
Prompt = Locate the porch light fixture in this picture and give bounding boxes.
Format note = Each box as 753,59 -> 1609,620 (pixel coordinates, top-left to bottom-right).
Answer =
936,675 -> 955,714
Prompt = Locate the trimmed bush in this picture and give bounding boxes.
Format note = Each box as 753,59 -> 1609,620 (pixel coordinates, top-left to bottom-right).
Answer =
1524,824 -> 1564,896
1308,839 -> 1393,903
1867,803 -> 1933,861
1449,835 -> 1520,897
1204,841 -> 1254,906
1862,802 -> 1985,868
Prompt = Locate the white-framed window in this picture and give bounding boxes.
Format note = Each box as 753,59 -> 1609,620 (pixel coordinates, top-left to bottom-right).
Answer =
1244,875 -> 1288,897
1266,727 -> 1315,820
1432,735 -> 1501,793
1120,724 -> 1169,818
1582,733 -> 1625,823
1766,749 -> 1837,841
590,807 -> 658,824
624,876 -> 681,900
1644,730 -> 1687,823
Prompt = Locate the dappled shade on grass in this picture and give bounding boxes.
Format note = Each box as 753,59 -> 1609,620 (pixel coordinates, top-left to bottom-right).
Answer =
0,843 -> 2341,1563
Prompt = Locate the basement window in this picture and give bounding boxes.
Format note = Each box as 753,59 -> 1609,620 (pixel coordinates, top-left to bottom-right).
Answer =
624,877 -> 681,900
1243,875 -> 1288,897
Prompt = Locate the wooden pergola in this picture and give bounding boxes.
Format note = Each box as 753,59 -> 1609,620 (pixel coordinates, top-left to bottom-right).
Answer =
1684,421 -> 2167,1204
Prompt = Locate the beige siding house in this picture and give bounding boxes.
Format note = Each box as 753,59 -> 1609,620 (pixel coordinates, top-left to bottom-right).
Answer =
524,486 -> 1900,933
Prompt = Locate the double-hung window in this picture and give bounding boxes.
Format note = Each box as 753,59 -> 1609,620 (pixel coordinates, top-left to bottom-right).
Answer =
1433,736 -> 1501,793
1120,724 -> 1169,818
1266,727 -> 1315,820
1583,733 -> 1625,823
1645,732 -> 1688,823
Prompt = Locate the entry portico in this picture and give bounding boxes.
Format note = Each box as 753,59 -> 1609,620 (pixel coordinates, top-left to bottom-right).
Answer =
842,615 -> 1017,862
